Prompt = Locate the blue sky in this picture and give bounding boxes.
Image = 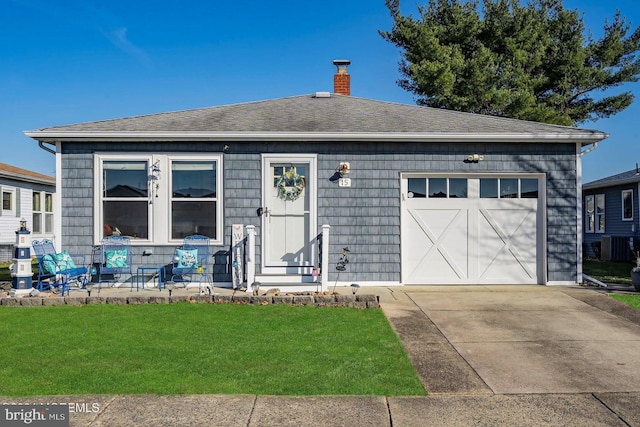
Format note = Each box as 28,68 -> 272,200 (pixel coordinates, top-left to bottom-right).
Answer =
2,0 -> 639,183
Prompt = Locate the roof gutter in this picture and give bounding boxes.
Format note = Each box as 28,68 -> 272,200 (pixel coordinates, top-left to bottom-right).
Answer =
24,131 -> 610,145
580,141 -> 598,156
38,140 -> 56,155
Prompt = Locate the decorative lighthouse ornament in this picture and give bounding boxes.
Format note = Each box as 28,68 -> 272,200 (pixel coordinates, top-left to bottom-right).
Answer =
10,218 -> 33,296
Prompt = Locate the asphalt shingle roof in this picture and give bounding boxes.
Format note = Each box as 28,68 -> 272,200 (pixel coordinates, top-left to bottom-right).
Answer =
0,162 -> 55,185
28,94 -> 606,142
583,167 -> 640,189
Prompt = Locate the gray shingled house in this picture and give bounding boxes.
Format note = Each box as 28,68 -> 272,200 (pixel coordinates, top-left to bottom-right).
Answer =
25,65 -> 608,290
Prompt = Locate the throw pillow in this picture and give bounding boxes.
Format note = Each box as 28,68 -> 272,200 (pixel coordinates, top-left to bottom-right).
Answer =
105,249 -> 128,268
42,254 -> 58,274
54,251 -> 77,271
177,249 -> 198,269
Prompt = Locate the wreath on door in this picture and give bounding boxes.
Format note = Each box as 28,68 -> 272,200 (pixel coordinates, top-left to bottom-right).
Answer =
276,168 -> 305,201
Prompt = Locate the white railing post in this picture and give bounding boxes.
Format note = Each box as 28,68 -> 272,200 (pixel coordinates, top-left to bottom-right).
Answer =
321,224 -> 330,292
245,225 -> 256,293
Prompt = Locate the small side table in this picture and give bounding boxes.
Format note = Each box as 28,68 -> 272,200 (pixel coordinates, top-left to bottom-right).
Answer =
136,266 -> 165,291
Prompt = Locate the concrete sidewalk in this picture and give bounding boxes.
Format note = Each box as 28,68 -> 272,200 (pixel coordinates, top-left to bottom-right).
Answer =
4,284 -> 640,426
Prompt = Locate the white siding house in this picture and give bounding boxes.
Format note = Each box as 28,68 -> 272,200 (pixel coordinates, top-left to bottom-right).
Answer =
0,162 -> 55,262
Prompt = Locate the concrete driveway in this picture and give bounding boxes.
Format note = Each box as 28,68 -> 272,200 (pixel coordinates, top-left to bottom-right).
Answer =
378,285 -> 640,425
380,286 -> 640,394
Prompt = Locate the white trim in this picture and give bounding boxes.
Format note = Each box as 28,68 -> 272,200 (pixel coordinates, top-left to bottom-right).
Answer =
546,281 -> 579,286
55,147 -> 61,245
576,143 -> 583,286
94,153 -> 223,246
400,172 -> 546,285
1,186 -> 16,216
25,131 -> 609,144
261,154 -> 317,276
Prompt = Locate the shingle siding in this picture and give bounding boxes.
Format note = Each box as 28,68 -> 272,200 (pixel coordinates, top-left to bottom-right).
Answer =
57,140 -> 578,284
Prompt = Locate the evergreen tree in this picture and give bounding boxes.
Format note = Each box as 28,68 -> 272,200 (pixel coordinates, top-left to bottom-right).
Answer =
380,0 -> 640,125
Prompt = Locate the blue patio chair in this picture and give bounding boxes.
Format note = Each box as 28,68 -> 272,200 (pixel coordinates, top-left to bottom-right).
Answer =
32,239 -> 89,296
97,235 -> 133,289
171,235 -> 211,292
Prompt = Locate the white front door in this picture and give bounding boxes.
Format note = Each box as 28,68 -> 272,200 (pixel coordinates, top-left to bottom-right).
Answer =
401,174 -> 545,284
262,155 -> 317,274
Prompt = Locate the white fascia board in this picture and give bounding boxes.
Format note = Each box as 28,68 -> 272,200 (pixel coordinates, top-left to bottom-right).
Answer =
24,131 -> 609,144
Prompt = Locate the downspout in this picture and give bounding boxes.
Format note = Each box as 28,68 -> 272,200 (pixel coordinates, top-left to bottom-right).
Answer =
576,141 -> 598,285
580,142 -> 598,156
38,141 -> 56,155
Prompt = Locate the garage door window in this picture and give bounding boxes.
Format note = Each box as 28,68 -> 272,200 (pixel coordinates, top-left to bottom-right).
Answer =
407,178 -> 426,198
407,178 -> 467,198
480,178 -> 538,199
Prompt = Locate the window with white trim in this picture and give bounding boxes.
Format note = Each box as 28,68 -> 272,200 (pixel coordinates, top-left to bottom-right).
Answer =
32,191 -> 54,234
585,194 -> 605,233
95,154 -> 223,245
2,188 -> 15,215
622,189 -> 633,221
32,191 -> 42,233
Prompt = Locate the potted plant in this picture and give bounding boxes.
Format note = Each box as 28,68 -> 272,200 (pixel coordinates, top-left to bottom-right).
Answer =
631,251 -> 640,292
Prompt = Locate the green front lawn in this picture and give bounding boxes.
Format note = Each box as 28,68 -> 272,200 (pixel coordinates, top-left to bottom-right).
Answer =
611,294 -> 640,309
0,304 -> 425,397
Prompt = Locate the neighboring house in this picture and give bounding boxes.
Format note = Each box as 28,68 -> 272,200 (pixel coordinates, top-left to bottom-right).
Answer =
583,167 -> 640,261
24,62 -> 608,289
0,162 -> 55,262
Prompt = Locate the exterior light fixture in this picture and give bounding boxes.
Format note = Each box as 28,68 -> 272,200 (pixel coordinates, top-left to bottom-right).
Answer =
467,154 -> 484,163
19,218 -> 27,231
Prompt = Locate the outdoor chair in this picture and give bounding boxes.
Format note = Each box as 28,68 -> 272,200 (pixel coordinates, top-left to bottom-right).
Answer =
96,235 -> 133,289
32,239 -> 89,296
171,234 -> 212,293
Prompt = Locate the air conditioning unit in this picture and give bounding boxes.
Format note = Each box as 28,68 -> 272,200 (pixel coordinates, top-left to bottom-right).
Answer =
600,235 -> 611,261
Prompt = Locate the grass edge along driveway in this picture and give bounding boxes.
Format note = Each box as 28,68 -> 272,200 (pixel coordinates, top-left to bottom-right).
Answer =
0,303 -> 425,397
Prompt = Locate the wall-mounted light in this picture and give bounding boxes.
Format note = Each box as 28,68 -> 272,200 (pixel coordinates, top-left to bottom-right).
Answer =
338,162 -> 350,176
467,154 -> 484,163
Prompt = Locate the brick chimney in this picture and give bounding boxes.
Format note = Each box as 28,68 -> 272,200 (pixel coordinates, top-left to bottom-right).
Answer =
333,59 -> 351,96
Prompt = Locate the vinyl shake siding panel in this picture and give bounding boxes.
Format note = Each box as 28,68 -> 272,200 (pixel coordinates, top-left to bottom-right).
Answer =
59,140 -> 578,284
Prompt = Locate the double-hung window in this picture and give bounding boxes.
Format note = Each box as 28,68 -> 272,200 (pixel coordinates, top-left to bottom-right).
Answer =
32,191 -> 54,235
585,194 -> 605,233
95,154 -> 223,245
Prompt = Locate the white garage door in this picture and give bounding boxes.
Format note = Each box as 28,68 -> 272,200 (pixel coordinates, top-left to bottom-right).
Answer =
401,175 -> 544,285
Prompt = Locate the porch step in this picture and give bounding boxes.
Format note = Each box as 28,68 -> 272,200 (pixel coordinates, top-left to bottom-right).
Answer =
254,275 -> 317,284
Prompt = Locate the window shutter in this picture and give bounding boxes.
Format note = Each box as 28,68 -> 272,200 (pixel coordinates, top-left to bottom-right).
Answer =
16,188 -> 21,217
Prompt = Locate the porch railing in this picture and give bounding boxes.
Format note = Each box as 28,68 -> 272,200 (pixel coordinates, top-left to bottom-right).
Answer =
243,224 -> 330,292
